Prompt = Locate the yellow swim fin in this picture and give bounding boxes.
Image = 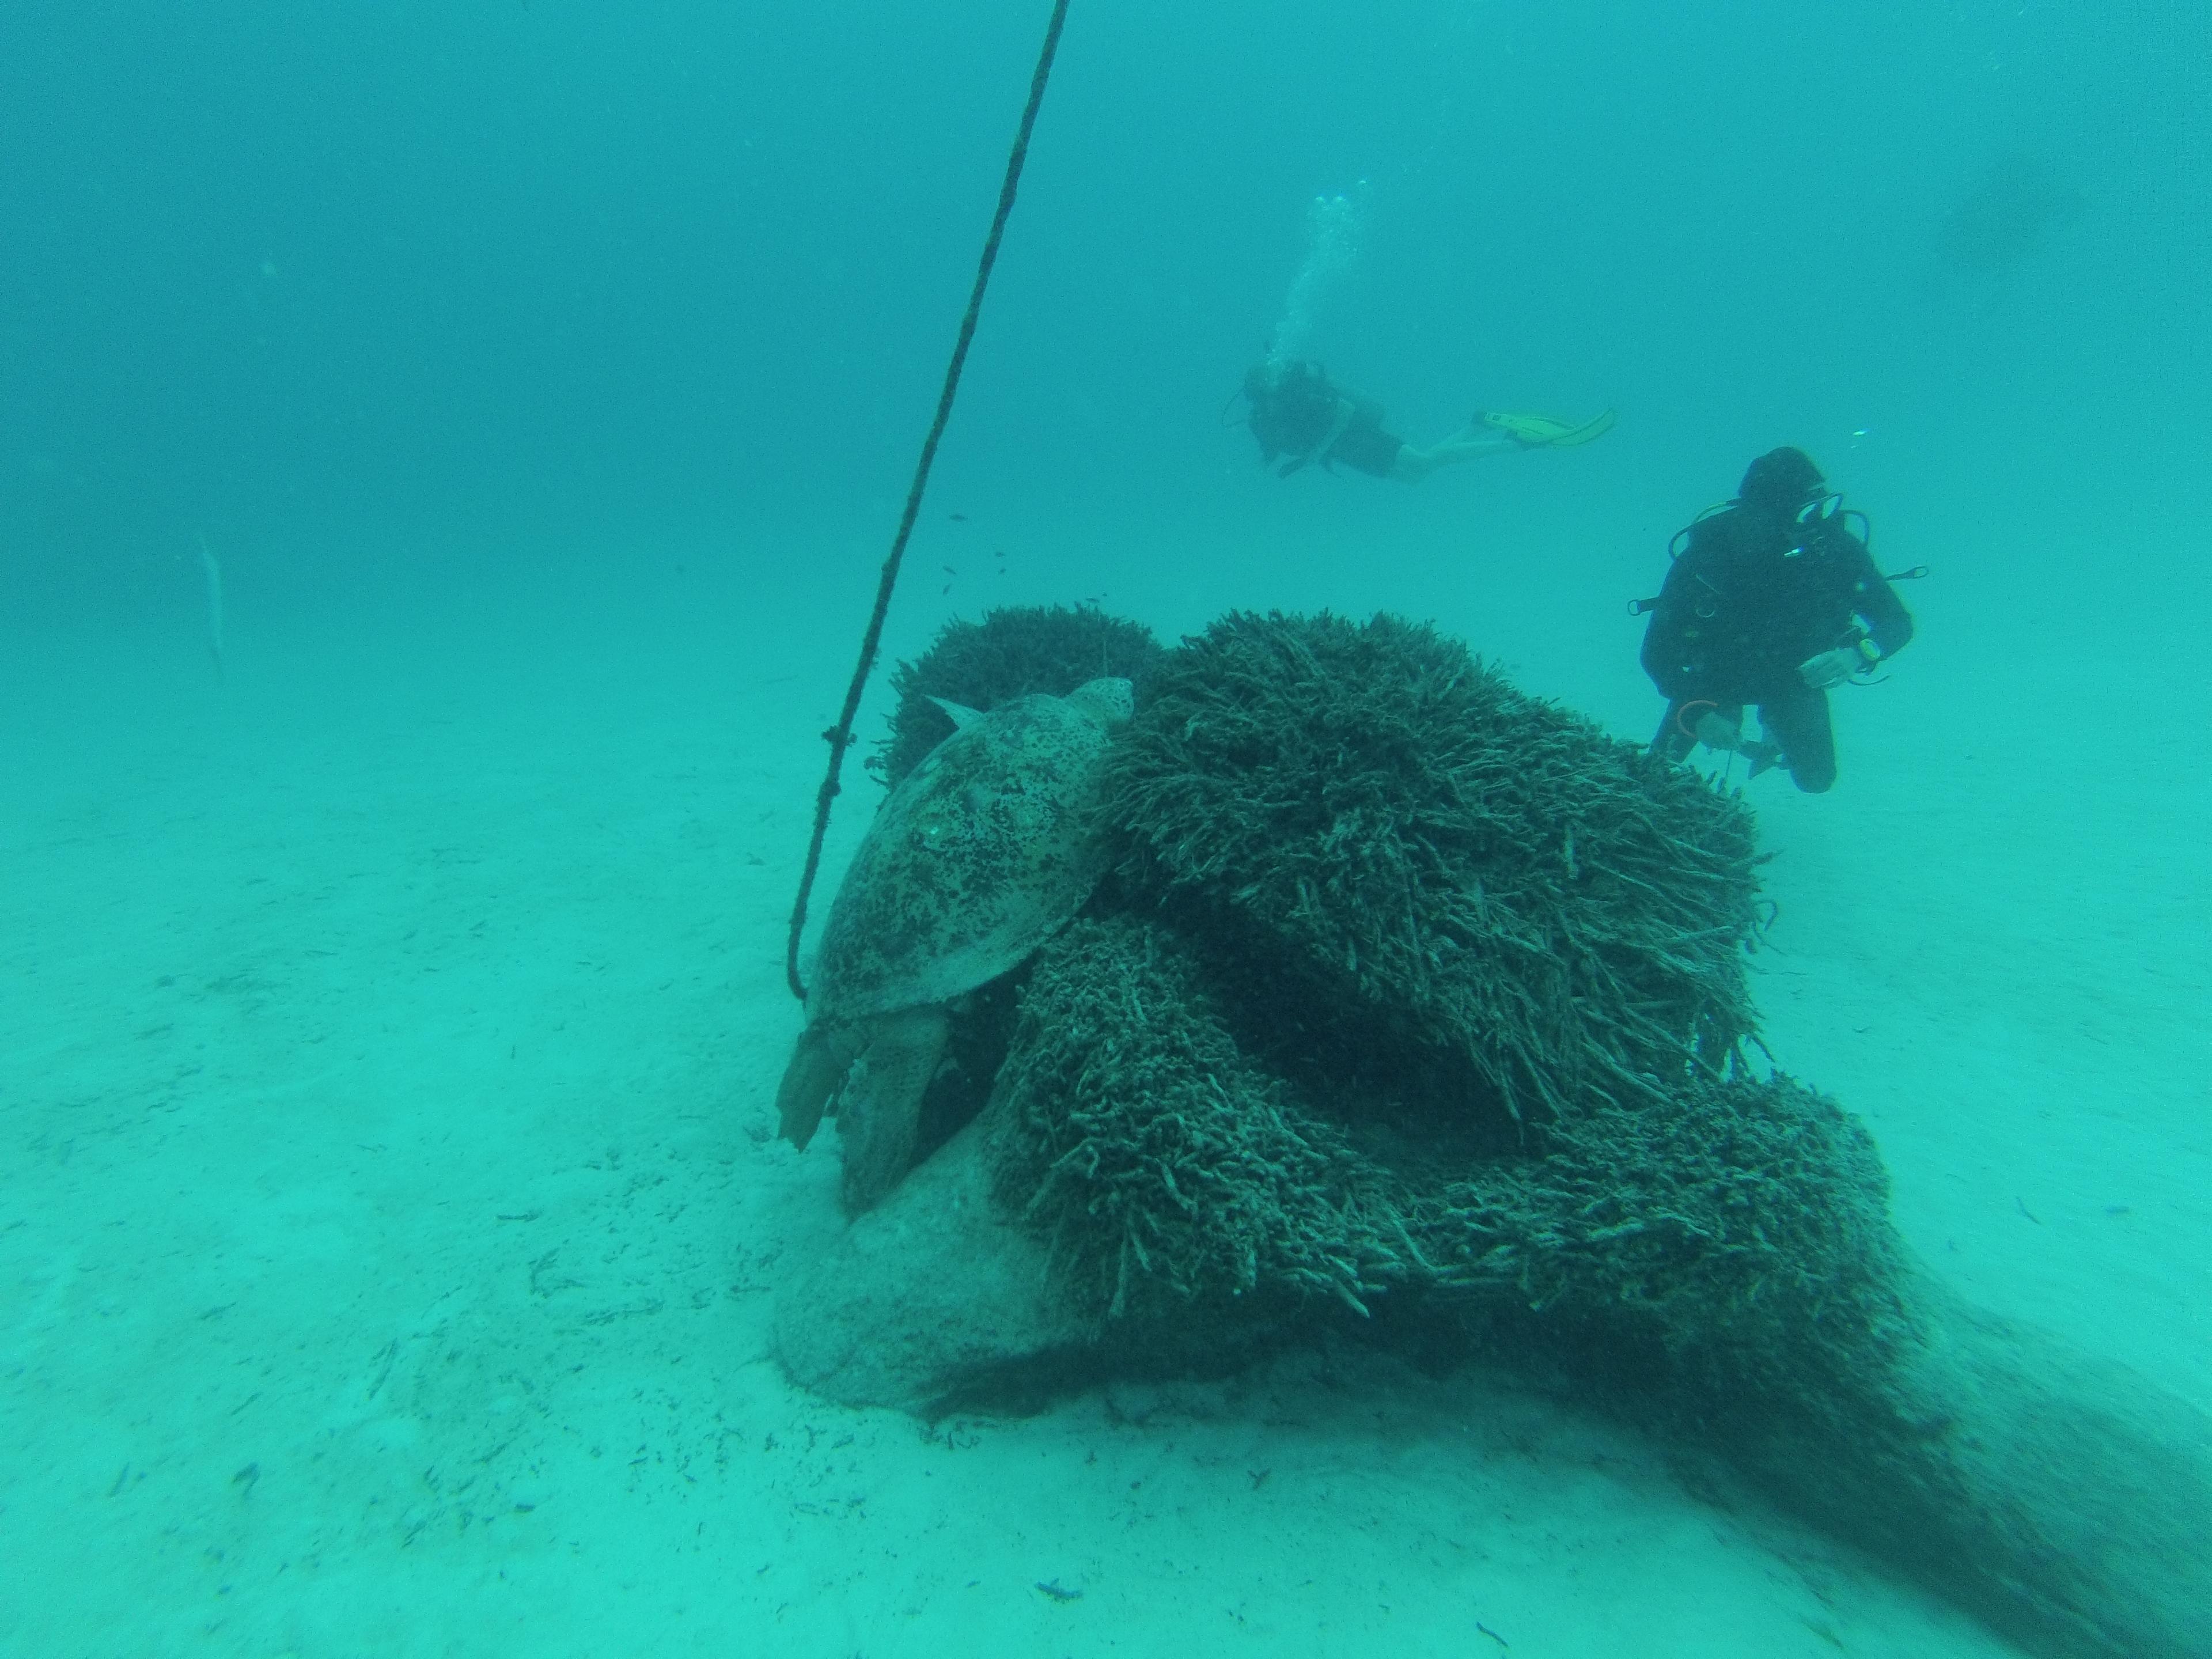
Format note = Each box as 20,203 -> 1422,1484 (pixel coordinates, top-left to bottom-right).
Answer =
1480,408 -> 1617,448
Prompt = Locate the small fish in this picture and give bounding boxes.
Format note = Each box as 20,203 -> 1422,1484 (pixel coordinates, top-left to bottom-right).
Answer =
948,512 -> 969,522
1035,1580 -> 1082,1603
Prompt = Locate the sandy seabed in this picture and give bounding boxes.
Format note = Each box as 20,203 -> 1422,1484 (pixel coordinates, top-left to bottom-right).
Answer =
3,535 -> 2206,1659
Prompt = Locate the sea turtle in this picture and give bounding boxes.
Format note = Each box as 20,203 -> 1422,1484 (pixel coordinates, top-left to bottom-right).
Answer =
775,676 -> 1134,1212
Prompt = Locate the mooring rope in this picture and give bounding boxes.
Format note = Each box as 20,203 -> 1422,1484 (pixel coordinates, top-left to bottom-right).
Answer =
783,0 -> 1073,1002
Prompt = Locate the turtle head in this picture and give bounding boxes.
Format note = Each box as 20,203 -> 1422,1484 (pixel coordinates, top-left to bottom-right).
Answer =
1066,677 -> 1134,729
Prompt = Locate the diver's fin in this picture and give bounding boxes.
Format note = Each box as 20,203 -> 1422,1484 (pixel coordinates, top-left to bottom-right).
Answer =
927,696 -> 983,730
1480,408 -> 1617,448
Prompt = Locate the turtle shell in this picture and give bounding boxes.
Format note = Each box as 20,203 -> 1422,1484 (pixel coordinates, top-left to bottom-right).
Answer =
809,678 -> 1131,1026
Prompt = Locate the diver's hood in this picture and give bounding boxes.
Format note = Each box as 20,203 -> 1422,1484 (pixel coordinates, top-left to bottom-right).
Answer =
1738,446 -> 1825,510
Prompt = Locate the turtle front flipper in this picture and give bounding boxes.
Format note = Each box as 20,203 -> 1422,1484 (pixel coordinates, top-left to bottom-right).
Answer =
837,1005 -> 950,1215
775,1024 -> 860,1150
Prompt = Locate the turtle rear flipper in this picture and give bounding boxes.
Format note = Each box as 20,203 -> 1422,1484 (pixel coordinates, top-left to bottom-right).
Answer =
838,1006 -> 951,1214
776,1025 -> 859,1150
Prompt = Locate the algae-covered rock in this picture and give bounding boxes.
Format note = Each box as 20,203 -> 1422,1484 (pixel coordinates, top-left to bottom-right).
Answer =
992,913 -> 1909,1406
1100,610 -> 1762,1130
770,605 -> 2212,1659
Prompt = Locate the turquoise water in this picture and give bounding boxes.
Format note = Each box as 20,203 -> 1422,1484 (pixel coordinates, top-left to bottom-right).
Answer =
3,3 -> 2207,1654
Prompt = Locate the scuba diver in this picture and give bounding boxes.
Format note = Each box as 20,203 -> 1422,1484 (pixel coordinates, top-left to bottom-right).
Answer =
1639,446 -> 1915,794
1239,357 -> 1613,482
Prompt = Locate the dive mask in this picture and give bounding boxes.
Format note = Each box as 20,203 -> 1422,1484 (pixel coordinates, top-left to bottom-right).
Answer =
1794,491 -> 1846,528
1786,491 -> 1850,556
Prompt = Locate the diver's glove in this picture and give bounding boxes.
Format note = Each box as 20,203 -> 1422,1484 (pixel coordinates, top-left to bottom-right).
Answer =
1799,641 -> 1878,689
1693,709 -> 1743,751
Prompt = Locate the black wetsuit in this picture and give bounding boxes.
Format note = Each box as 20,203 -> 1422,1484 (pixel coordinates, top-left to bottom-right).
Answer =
1641,501 -> 1914,792
1245,361 -> 1403,478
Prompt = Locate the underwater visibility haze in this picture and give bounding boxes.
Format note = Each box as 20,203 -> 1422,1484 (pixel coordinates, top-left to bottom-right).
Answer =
3,2 -> 2209,1654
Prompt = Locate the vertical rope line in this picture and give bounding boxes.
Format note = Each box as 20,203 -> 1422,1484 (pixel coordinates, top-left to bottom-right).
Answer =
784,0 -> 1073,1001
